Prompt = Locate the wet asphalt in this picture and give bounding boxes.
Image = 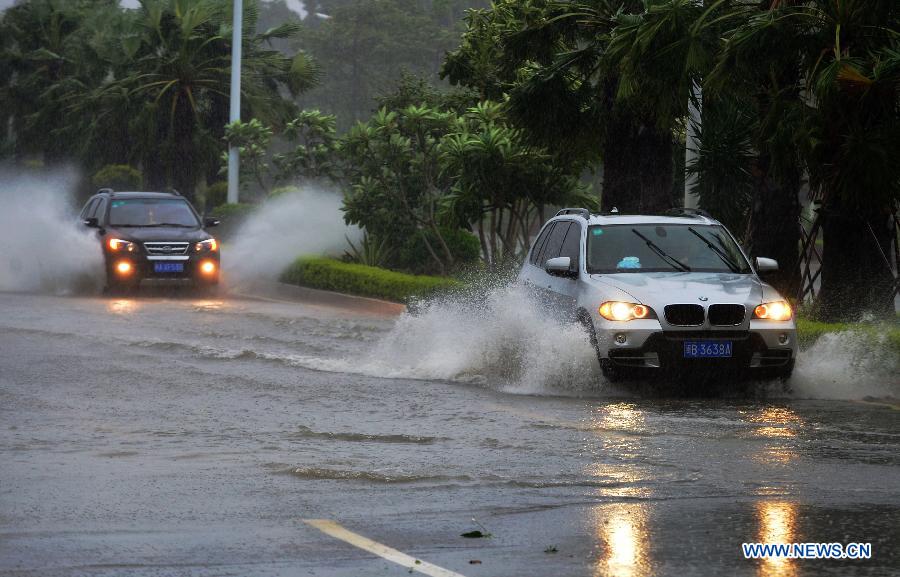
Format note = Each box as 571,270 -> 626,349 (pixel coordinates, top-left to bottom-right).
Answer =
0,289 -> 898,577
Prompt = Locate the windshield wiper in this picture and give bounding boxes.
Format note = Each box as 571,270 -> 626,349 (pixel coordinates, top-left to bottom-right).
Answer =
143,223 -> 195,228
631,229 -> 691,272
687,227 -> 741,273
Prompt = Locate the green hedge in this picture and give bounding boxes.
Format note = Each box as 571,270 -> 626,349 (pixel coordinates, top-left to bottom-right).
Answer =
796,317 -> 900,355
281,257 -> 459,303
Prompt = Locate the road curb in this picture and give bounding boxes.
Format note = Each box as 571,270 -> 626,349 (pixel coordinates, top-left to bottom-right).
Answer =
230,280 -> 406,316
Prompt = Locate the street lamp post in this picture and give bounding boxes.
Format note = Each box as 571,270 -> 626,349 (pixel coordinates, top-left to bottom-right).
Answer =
227,0 -> 243,205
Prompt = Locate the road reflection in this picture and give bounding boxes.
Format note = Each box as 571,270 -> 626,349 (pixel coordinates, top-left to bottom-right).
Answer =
592,503 -> 652,577
746,406 -> 804,439
755,501 -> 799,577
105,298 -> 140,315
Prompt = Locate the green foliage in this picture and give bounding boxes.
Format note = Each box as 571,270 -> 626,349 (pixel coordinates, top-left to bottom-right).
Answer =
795,318 -> 900,357
344,232 -> 394,268
204,181 -> 229,210
210,202 -> 256,220
280,257 -> 459,303
394,227 -> 481,275
221,119 -> 273,196
1,0 -> 319,200
273,110 -> 341,182
91,164 -> 142,191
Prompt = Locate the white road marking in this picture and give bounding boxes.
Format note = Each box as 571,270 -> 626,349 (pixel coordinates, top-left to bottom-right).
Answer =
304,519 -> 469,577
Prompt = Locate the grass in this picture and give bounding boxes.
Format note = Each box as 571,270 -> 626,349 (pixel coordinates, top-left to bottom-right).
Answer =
796,317 -> 900,355
280,257 -> 460,303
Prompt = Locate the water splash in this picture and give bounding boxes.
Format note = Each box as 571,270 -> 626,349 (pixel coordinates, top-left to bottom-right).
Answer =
223,187 -> 360,284
342,283 -> 604,394
0,168 -> 104,294
791,330 -> 899,400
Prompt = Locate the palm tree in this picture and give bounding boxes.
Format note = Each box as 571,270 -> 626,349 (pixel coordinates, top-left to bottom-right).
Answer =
720,0 -> 899,320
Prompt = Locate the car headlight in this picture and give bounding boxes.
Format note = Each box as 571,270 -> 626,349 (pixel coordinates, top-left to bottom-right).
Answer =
194,238 -> 218,253
753,301 -> 792,321
598,301 -> 654,321
108,238 -> 136,252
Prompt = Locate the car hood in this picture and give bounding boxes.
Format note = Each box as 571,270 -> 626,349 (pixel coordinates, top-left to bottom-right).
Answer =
107,226 -> 209,243
590,272 -> 764,306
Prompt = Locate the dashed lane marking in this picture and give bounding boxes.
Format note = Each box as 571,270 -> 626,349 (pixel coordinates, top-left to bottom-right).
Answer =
304,519 -> 468,577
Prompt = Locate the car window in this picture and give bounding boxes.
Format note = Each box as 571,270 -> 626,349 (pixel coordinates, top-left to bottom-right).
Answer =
108,198 -> 200,227
91,198 -> 107,223
540,221 -> 571,265
529,224 -> 554,265
80,198 -> 98,220
586,224 -> 751,273
559,222 -> 581,269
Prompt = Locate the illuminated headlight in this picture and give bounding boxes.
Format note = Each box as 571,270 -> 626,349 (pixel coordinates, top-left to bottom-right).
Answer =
108,238 -> 136,252
753,301 -> 792,321
194,238 -> 218,253
598,301 -> 653,321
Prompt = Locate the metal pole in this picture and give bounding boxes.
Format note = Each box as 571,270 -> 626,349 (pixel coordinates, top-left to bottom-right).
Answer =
226,0 -> 243,205
684,81 -> 701,209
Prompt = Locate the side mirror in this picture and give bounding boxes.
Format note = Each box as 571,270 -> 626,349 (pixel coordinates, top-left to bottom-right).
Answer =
83,217 -> 99,228
204,217 -> 220,227
756,257 -> 779,273
545,256 -> 576,278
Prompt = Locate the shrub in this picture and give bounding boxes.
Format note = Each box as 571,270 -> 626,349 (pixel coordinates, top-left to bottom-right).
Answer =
281,257 -> 459,303
205,181 -> 229,210
392,227 -> 481,274
210,202 -> 255,219
92,164 -> 142,191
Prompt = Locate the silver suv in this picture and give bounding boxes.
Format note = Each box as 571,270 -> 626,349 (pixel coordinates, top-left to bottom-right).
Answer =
518,208 -> 797,382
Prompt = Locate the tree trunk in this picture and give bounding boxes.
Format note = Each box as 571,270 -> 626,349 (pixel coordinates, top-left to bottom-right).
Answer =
817,204 -> 895,322
746,161 -> 802,299
601,109 -> 674,214
476,217 -> 491,268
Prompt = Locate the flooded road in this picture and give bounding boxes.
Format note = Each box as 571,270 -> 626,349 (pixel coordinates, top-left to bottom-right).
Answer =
1,290 -> 898,577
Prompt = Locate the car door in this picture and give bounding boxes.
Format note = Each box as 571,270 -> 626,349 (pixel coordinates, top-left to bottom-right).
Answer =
533,221 -> 574,313
554,220 -> 582,316
520,221 -> 556,289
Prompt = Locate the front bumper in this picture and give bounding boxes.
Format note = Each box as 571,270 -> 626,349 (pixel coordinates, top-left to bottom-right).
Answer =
106,252 -> 220,283
595,319 -> 796,374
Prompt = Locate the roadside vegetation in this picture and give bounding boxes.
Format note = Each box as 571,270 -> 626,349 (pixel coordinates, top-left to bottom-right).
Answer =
796,317 -> 900,355
1,0 -> 897,322
280,257 -> 459,303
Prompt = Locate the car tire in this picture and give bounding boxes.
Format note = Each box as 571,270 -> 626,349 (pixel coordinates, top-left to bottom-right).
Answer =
599,359 -> 623,383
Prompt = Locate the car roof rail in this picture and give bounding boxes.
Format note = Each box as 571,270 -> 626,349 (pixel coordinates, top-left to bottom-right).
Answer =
96,187 -> 114,195
664,207 -> 713,219
167,188 -> 181,196
555,207 -> 591,219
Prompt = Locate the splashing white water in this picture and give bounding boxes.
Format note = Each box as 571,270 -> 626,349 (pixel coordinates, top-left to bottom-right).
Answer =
223,187 -> 360,284
297,284 -> 606,394
0,168 -> 104,294
791,330 -> 899,400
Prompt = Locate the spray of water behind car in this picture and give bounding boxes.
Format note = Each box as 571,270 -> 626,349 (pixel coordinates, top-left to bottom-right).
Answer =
0,168 -> 104,294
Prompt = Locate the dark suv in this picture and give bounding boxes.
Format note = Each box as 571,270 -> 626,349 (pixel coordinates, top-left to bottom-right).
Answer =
80,190 -> 220,291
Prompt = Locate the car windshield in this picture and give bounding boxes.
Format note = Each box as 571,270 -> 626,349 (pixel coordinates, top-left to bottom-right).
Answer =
108,198 -> 199,227
586,224 -> 751,274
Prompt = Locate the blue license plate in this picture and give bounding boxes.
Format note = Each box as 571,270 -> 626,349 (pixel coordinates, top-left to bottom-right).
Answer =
153,262 -> 184,273
683,340 -> 732,358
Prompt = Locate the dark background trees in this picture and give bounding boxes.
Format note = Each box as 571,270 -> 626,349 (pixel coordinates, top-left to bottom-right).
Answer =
1,0 -> 897,320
